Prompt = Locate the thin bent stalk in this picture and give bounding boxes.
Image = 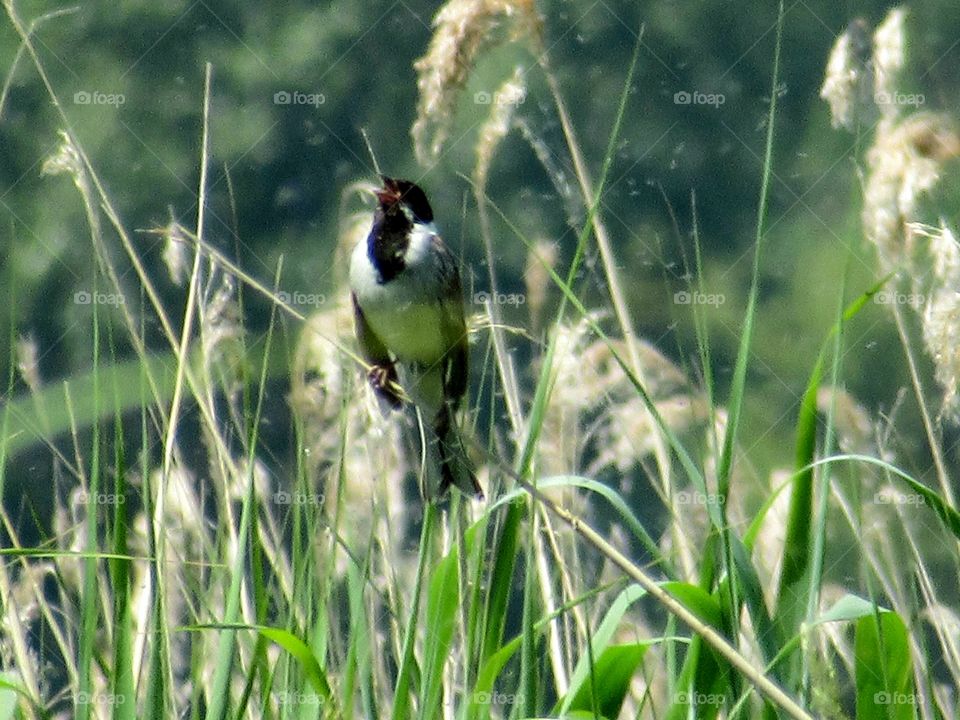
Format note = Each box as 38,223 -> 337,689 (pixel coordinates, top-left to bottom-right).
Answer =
515,475 -> 815,720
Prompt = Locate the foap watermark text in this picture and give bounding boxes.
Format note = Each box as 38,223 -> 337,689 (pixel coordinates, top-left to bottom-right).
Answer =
674,90 -> 725,107
874,290 -> 924,308
473,290 -> 525,306
273,90 -> 326,107
75,290 -> 125,306
674,290 -> 725,307
74,90 -> 125,107
277,290 -> 326,308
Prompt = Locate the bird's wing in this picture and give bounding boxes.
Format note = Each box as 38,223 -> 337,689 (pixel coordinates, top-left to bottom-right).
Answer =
433,235 -> 470,403
443,329 -> 470,403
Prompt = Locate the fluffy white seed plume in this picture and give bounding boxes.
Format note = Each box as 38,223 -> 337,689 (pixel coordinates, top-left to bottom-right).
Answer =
872,7 -> 907,114
910,222 -> 960,418
820,9 -> 908,130
820,27 -> 861,130
411,0 -> 540,163
862,113 -> 959,265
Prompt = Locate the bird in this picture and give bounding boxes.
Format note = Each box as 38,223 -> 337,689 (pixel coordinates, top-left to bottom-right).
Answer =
349,175 -> 483,500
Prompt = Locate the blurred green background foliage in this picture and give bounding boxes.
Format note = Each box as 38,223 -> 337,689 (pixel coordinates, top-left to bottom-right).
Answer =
1,0 -> 959,478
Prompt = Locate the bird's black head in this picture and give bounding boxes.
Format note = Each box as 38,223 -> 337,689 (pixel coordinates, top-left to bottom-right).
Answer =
376,176 -> 434,224
367,176 -> 435,283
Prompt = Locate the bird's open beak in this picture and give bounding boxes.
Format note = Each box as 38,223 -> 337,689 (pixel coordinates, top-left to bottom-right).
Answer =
358,175 -> 402,207
374,175 -> 401,206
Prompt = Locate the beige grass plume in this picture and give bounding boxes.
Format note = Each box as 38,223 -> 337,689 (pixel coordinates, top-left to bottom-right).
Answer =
411,0 -> 540,164
909,222 -> 960,418
863,113 -> 960,264
542,314 -> 708,479
822,8 -> 960,418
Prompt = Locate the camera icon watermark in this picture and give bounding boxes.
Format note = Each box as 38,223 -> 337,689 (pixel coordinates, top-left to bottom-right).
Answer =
873,490 -> 925,506
74,290 -> 125,306
76,692 -> 126,706
673,90 -> 725,107
77,490 -> 125,506
874,91 -> 924,108
273,490 -> 325,506
675,691 -> 725,706
273,691 -> 323,706
275,290 -> 327,308
874,691 -> 918,705
676,490 -> 725,507
873,290 -> 924,309
473,290 -> 525,306
473,90 -> 526,106
473,691 -> 520,706
673,290 -> 725,306
73,90 -> 125,107
273,90 -> 326,107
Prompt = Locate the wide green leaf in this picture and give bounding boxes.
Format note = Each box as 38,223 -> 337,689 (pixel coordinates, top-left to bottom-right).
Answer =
557,584 -> 647,716
562,643 -> 649,719
855,611 -> 917,720
418,544 -> 461,720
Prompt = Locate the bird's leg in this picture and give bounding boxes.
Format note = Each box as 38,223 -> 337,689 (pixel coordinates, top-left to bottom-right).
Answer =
367,362 -> 403,408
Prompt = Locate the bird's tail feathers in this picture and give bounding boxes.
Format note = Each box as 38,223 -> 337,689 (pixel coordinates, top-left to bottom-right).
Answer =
423,404 -> 483,501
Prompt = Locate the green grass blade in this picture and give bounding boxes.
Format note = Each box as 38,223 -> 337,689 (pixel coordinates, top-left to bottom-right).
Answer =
855,611 -> 917,720
418,542 -> 461,720
716,0 -> 783,499
815,593 -> 889,624
109,349 -> 135,720
182,624 -> 336,715
810,454 -> 960,540
728,537 -> 779,671
0,675 -> 18,720
484,475 -> 671,577
518,514 -> 538,718
344,556 -> 375,720
0,340 -> 288,464
557,583 -> 647,716
563,644 -> 648,720
479,499 -> 523,666
469,581 -> 622,719
391,502 -> 436,720
778,276 -> 891,618
206,280 -> 278,720
665,640 -> 730,720
256,627 -> 335,707
710,1 -> 785,653
76,296 -> 102,720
